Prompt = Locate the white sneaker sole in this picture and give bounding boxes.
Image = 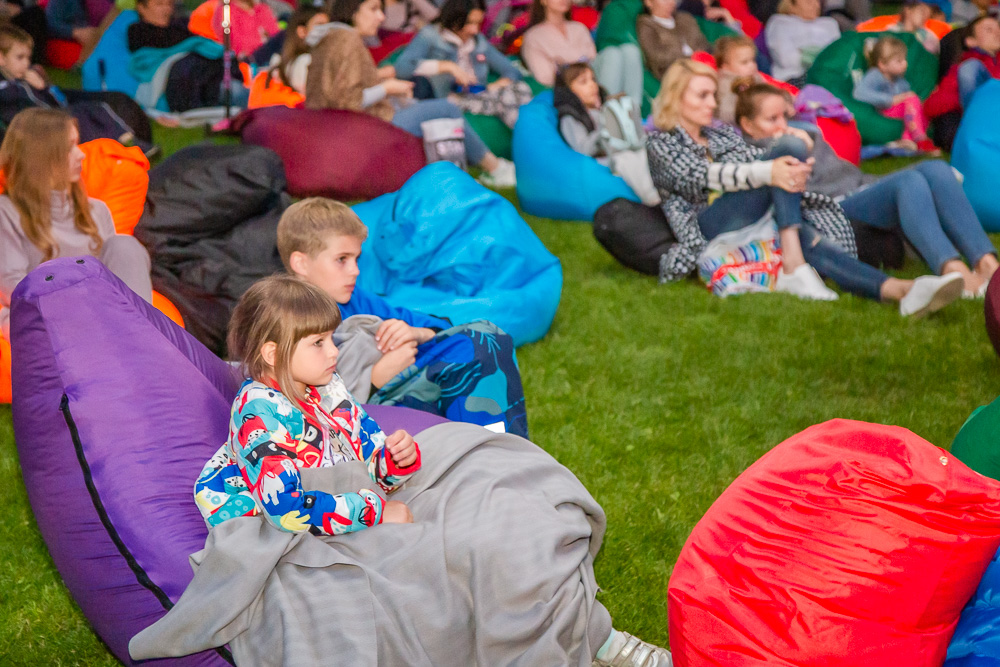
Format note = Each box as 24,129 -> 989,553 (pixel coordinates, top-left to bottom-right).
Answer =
905,275 -> 964,318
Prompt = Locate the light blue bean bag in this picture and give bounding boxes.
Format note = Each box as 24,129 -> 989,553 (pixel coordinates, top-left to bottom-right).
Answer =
945,546 -> 1000,666
512,90 -> 639,222
952,80 -> 1000,232
82,10 -> 140,95
351,162 -> 563,346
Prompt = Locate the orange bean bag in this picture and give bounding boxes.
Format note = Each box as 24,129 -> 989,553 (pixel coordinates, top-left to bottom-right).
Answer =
188,0 -> 220,42
247,70 -> 304,110
0,139 -> 150,235
857,15 -> 952,39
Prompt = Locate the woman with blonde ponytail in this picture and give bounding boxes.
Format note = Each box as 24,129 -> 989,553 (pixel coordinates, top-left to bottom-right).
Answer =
0,108 -> 152,338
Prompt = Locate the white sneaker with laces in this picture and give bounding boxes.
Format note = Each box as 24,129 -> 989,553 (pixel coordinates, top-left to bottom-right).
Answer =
774,264 -> 839,301
592,631 -> 673,667
899,271 -> 964,317
478,158 -> 516,188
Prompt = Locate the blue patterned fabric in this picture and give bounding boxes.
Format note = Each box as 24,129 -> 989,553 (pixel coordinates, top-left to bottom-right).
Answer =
371,320 -> 528,438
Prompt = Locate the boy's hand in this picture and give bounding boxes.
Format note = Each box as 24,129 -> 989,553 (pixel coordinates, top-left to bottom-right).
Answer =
376,319 -> 435,351
381,500 -> 413,523
371,341 -> 417,388
385,429 -> 418,468
23,70 -> 46,90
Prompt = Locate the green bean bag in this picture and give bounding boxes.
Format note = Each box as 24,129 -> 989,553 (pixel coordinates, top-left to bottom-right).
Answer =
595,0 -> 735,114
380,47 -> 543,159
951,396 -> 1000,482
806,31 -> 938,146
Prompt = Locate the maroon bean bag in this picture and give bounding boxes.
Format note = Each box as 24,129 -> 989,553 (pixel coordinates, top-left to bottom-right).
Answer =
986,270 -> 1000,358
231,106 -> 426,201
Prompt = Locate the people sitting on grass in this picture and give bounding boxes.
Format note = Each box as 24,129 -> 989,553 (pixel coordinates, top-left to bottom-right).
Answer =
764,0 -> 840,86
554,61 -> 660,205
926,16 -> 1000,116
647,59 -> 964,316
0,109 -> 152,340
636,0 -> 710,82
713,33 -> 795,125
887,0 -> 940,55
276,197 -> 529,437
45,0 -> 114,62
735,80 -> 999,297
853,36 -> 937,154
304,0 -> 517,187
394,0 -> 533,128
520,0 -> 595,87
261,6 -> 330,96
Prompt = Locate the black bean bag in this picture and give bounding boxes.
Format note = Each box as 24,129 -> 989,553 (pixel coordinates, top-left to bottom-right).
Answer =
133,143 -> 290,356
593,198 -> 677,275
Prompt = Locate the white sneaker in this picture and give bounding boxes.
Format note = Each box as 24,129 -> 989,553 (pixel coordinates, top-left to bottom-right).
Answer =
899,271 -> 964,317
478,158 -> 516,188
774,264 -> 839,301
592,632 -> 673,667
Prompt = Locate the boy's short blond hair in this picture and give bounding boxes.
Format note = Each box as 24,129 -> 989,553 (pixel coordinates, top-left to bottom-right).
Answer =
277,197 -> 369,271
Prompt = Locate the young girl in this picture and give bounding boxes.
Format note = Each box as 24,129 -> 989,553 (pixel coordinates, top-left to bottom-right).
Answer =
194,275 -> 418,534
264,7 -> 329,95
853,36 -> 937,153
394,0 -> 533,128
554,61 -> 660,205
714,33 -> 798,125
0,109 -> 153,340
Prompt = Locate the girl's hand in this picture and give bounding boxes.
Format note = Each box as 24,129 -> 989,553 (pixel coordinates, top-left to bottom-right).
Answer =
377,64 -> 396,80
376,319 -> 435,351
488,77 -> 512,92
382,500 -> 414,523
383,78 -> 415,98
771,156 -> 813,193
371,341 -> 418,388
706,6 -> 734,22
891,91 -> 915,106
385,429 -> 418,468
442,61 -> 477,87
780,127 -> 814,152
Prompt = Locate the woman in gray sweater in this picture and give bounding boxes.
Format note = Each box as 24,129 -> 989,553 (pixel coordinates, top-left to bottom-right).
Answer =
0,108 -> 152,338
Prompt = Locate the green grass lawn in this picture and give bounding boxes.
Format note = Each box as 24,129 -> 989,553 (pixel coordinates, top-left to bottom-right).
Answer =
1,116 -> 997,663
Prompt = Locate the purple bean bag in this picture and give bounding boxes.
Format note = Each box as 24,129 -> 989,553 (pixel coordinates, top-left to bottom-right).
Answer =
231,106 -> 427,201
9,257 -> 446,665
987,270 -> 1000,359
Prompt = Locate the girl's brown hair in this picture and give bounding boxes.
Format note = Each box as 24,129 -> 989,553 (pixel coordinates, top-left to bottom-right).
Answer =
713,34 -> 756,68
529,0 -> 572,27
865,35 -> 907,67
0,109 -> 100,262
652,58 -> 717,130
268,7 -> 327,87
554,61 -> 593,89
733,79 -> 792,126
227,275 -> 343,404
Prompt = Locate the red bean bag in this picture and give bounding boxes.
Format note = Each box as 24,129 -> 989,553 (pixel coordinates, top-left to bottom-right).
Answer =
719,0 -> 762,38
45,38 -> 83,69
370,30 -> 416,64
816,116 -> 862,166
231,105 -> 426,201
668,419 -> 1000,667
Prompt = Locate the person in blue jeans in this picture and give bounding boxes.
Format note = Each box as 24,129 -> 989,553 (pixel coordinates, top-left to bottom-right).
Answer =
735,79 -> 999,297
647,59 -> 965,316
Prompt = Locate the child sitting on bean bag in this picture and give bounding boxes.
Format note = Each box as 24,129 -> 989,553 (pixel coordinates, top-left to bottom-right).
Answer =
277,197 -> 530,438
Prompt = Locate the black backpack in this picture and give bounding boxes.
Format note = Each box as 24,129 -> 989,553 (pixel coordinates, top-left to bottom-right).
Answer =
593,198 -> 677,275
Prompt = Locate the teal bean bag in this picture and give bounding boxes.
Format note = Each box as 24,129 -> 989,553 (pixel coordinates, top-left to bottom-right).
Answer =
951,80 -> 1000,232
351,162 -> 563,346
806,31 -> 938,146
512,90 -> 640,221
82,10 -> 140,95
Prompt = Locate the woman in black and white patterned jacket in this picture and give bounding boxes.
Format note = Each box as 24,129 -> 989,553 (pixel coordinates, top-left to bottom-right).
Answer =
645,58 -> 965,317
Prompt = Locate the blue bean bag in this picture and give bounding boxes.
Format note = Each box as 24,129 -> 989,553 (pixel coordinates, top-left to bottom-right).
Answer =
9,257 -> 447,665
952,80 -> 1000,232
352,162 -> 563,345
512,91 -> 639,222
946,546 -> 1000,666
82,10 -> 140,96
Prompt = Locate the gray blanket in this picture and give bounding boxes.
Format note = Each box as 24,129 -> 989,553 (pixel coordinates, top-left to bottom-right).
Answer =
129,423 -> 612,666
333,315 -> 385,402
